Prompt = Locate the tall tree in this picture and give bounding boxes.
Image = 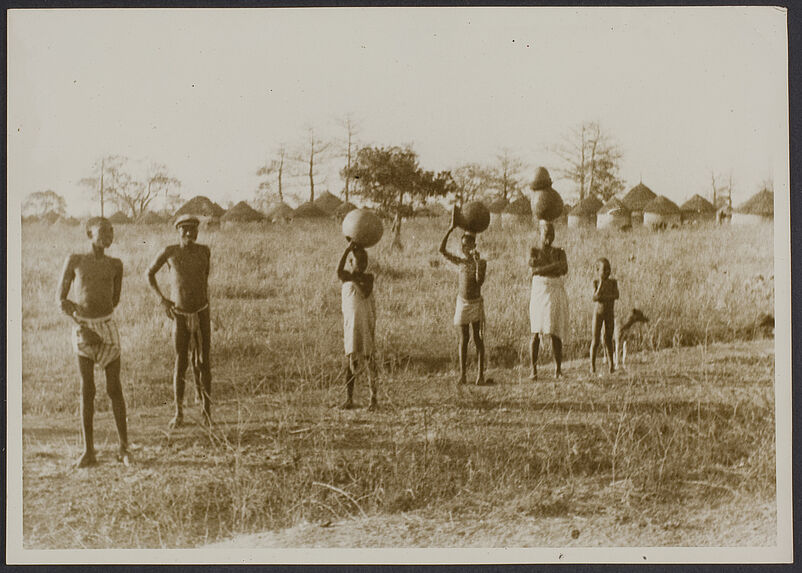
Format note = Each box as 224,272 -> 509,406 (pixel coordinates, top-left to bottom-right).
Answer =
552,121 -> 625,201
255,144 -> 287,207
337,114 -> 360,203
451,163 -> 493,207
79,155 -> 125,216
491,148 -> 526,201
79,156 -> 181,218
293,128 -> 331,203
22,190 -> 67,218
345,145 -> 451,247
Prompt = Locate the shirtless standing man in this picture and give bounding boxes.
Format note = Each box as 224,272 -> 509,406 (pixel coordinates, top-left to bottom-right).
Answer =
147,215 -> 212,428
57,217 -> 129,467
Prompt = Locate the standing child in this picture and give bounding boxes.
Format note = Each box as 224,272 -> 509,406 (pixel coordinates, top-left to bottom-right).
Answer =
590,257 -> 619,374
147,215 -> 212,428
57,217 -> 129,467
440,209 -> 490,385
337,241 -> 378,410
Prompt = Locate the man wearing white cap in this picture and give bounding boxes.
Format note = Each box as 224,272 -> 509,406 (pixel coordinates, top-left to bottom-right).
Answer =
147,214 -> 213,427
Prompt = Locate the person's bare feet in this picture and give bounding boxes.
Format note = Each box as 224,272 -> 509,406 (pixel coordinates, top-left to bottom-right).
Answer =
76,451 -> 97,468
476,378 -> 495,386
368,399 -> 378,411
168,413 -> 184,429
458,377 -> 467,385
340,400 -> 355,410
554,369 -> 563,379
117,449 -> 131,467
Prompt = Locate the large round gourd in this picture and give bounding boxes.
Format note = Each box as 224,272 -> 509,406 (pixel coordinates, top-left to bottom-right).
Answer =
456,201 -> 491,233
342,209 -> 384,248
532,188 -> 564,221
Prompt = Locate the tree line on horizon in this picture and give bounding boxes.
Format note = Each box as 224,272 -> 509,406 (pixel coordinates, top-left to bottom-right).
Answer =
25,119 -> 754,222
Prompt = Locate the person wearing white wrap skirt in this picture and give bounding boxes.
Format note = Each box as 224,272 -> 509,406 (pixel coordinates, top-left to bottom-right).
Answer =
528,221 -> 569,379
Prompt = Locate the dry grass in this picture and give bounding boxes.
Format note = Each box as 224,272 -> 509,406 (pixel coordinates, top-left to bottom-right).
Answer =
19,218 -> 775,548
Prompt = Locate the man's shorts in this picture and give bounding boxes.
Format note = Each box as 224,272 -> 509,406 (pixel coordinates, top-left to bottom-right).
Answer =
72,314 -> 121,369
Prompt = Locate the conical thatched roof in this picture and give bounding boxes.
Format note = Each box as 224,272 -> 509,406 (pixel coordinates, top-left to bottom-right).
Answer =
175,196 -> 225,218
598,197 -> 630,215
488,197 -> 510,214
313,191 -> 343,215
735,189 -> 773,216
681,194 -> 716,214
503,195 -> 532,215
644,195 -> 681,215
265,201 -> 294,221
569,195 -> 603,216
292,201 -> 328,219
334,201 -> 358,218
108,210 -> 131,224
221,201 -> 264,222
136,211 -> 166,224
622,183 -> 657,211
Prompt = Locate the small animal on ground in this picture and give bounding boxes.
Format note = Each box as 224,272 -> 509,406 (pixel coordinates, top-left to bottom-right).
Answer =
612,308 -> 649,369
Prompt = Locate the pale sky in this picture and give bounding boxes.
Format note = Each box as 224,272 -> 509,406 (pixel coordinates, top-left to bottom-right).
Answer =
7,7 -> 788,215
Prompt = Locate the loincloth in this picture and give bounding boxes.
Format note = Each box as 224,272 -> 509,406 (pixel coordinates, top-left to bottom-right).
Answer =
529,275 -> 569,340
72,313 -> 120,369
453,295 -> 485,326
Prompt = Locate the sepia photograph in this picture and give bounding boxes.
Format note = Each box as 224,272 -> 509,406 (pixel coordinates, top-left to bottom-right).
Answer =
6,6 -> 792,564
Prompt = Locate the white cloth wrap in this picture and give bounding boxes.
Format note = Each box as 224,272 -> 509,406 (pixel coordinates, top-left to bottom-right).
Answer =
72,313 -> 120,368
453,295 -> 485,326
342,282 -> 376,357
529,275 -> 569,341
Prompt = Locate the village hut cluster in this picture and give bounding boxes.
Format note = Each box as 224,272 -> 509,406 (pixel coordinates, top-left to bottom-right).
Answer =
550,181 -> 773,232
22,177 -> 773,232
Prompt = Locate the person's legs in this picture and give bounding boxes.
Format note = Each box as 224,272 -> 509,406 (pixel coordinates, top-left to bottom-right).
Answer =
341,355 -> 356,409
458,325 -> 470,384
367,355 -> 378,410
590,313 -> 602,373
77,356 -> 97,467
103,358 -> 129,460
552,335 -> 563,377
170,316 -> 190,428
530,334 -> 540,379
199,308 -> 212,423
471,321 -> 485,385
602,313 -> 615,373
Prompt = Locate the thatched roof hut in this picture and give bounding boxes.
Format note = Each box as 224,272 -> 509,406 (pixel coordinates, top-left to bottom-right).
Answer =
265,201 -> 294,222
487,197 -> 509,227
334,201 -> 358,221
622,183 -> 656,225
313,191 -> 343,216
643,195 -> 681,229
174,196 -> 225,226
732,189 -> 773,225
221,201 -> 265,224
596,197 -> 631,230
108,210 -> 131,225
292,201 -> 328,219
136,211 -> 167,225
680,194 -> 716,224
567,196 -> 603,227
501,195 -> 532,226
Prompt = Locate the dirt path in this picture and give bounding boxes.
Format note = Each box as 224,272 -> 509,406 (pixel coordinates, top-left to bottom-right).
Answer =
20,339 -> 777,549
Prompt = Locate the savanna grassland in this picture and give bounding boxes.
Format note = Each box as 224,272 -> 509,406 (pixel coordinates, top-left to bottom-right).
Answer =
19,218 -> 776,548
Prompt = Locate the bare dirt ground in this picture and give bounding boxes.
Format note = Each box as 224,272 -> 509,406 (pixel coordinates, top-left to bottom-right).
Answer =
21,339 -> 776,549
